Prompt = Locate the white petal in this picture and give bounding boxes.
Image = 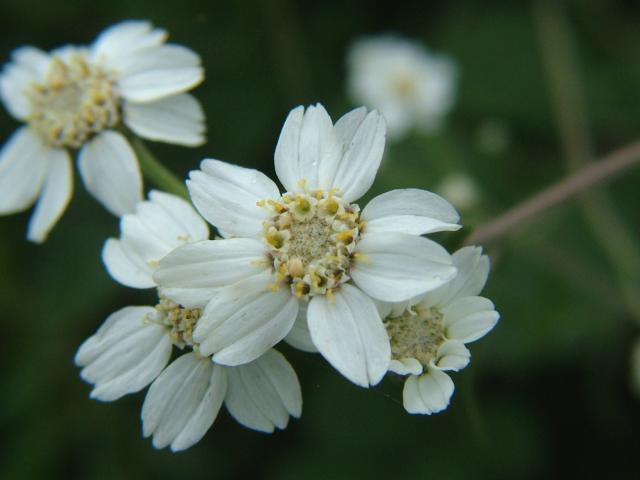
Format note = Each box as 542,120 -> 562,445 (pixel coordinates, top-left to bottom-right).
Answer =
421,246 -> 490,307
351,232 -> 457,302
154,238 -> 269,289
434,340 -> 470,371
224,349 -> 302,432
307,283 -> 390,387
389,358 -> 423,376
361,188 -> 460,235
26,149 -> 73,243
78,130 -> 142,216
92,20 -> 167,70
187,159 -> 280,237
273,105 -> 303,192
195,273 -> 298,365
402,369 -> 454,415
110,191 -> 209,280
107,190 -> 210,285
102,238 -> 155,288
142,353 -> 227,451
0,127 -> 49,214
123,93 -> 205,146
274,104 -> 339,193
158,286 -> 219,309
442,296 -> 499,343
118,45 -> 203,102
75,306 -> 171,401
147,190 -> 209,243
317,107 -> 365,189
0,47 -> 49,119
284,301 -> 318,353
327,109 -> 386,203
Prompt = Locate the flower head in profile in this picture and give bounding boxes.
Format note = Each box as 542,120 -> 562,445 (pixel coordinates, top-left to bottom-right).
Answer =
379,246 -> 499,414
0,20 -> 205,242
347,35 -> 457,140
75,191 -> 302,451
154,103 -> 462,388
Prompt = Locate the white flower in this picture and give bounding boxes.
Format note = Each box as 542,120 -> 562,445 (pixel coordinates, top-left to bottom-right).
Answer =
435,172 -> 481,211
379,246 -> 499,414
347,35 -> 457,140
0,20 -> 205,242
154,103 -> 462,388
76,191 -> 302,451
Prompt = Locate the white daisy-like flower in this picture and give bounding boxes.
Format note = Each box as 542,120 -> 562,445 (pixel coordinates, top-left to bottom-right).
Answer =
0,20 -> 205,242
379,246 -> 499,414
154,103 -> 462,388
347,35 -> 457,140
76,191 -> 302,451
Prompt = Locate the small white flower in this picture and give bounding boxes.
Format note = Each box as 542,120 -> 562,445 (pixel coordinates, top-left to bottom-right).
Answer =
435,172 -> 481,211
76,191 -> 302,451
0,20 -> 205,242
347,35 -> 457,140
154,104 -> 462,388
380,246 -> 499,414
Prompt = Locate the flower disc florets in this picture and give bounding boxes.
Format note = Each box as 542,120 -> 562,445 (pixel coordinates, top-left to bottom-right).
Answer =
27,54 -> 119,148
260,188 -> 362,298
384,305 -> 445,368
149,297 -> 202,349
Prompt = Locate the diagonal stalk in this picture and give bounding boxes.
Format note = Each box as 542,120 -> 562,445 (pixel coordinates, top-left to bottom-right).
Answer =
129,136 -> 189,200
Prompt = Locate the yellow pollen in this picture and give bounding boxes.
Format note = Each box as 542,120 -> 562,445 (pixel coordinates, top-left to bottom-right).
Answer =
260,190 -> 361,298
26,53 -> 120,149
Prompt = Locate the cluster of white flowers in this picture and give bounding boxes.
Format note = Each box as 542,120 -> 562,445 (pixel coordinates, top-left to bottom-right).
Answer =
0,21 -> 205,242
0,22 -> 499,451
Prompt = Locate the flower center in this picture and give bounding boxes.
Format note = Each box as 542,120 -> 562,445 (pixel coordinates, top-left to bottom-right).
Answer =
260,189 -> 362,298
26,54 -> 120,148
392,74 -> 417,98
384,306 -> 445,368
150,297 -> 202,349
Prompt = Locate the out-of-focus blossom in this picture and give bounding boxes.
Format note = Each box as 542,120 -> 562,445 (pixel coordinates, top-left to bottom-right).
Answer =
347,35 -> 457,140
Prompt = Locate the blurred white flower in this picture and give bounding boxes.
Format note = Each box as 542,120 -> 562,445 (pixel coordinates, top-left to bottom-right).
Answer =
347,35 -> 457,140
154,103 -> 461,388
476,119 -> 511,155
0,20 -> 205,242
75,191 -> 301,451
379,246 -> 499,414
436,172 -> 481,211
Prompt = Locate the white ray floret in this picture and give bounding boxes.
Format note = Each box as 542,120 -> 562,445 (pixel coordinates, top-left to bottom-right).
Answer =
154,103 -> 462,388
347,35 -> 457,140
0,20 -> 205,242
379,246 -> 500,414
76,191 -> 302,451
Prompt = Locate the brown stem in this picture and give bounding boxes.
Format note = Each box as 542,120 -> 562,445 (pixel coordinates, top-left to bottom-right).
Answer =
464,140 -> 640,246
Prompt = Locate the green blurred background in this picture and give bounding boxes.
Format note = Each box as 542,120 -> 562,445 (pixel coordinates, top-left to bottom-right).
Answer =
1,0 -> 640,478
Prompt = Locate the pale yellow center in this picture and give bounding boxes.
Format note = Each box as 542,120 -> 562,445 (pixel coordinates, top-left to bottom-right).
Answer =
152,297 -> 203,349
384,306 -> 445,367
260,189 -> 361,298
27,54 -> 119,148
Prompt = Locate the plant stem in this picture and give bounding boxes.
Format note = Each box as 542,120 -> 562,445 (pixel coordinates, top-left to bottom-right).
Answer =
129,137 -> 189,200
464,139 -> 640,245
532,0 -> 640,318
